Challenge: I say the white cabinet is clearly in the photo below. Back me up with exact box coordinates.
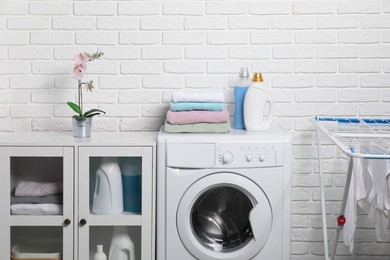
[78,146,154,260]
[0,146,74,259]
[0,132,156,260]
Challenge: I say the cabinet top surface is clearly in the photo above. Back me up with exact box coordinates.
[0,132,157,146]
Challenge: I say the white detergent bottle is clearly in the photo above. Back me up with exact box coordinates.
[94,245,107,260]
[243,72,274,131]
[92,157,123,215]
[109,226,135,260]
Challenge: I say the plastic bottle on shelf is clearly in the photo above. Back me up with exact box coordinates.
[233,67,251,129]
[109,226,135,260]
[94,245,107,260]
[92,157,123,215]
[243,72,274,131]
[120,157,142,214]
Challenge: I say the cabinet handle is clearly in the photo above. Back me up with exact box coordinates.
[63,219,71,226]
[79,219,87,226]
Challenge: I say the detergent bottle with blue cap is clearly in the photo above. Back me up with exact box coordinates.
[233,67,251,129]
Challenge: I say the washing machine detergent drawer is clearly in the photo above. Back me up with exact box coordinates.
[166,143,215,168]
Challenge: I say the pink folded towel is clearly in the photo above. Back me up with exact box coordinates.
[166,109,229,125]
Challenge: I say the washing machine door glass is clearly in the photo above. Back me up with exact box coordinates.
[191,186,253,252]
[177,173,272,260]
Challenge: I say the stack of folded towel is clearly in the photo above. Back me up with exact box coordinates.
[10,181,63,215]
[164,89,230,133]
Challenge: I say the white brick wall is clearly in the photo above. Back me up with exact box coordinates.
[1,0,390,259]
[29,2,72,15]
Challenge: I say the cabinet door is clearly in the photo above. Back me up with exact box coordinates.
[0,147,74,260]
[78,146,153,260]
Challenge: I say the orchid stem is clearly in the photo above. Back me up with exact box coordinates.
[78,80,83,116]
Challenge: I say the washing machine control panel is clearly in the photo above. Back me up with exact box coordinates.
[216,142,284,168]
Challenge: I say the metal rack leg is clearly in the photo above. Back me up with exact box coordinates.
[316,127,330,260]
[330,158,354,260]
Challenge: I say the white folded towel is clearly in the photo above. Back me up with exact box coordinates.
[172,89,224,103]
[14,181,63,197]
[10,203,63,215]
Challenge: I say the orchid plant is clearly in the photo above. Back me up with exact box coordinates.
[67,51,106,121]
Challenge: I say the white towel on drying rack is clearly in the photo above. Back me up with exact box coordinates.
[343,146,367,253]
[343,142,390,251]
[358,158,390,241]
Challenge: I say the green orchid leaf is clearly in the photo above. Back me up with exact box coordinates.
[84,109,106,117]
[72,115,86,121]
[85,113,103,118]
[67,102,82,115]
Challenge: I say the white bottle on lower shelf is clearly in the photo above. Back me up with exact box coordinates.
[109,226,135,260]
[94,245,107,260]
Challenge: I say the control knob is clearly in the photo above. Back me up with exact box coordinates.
[246,154,253,162]
[259,154,266,162]
[222,153,232,164]
[219,151,233,165]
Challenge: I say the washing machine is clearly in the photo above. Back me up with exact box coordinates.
[157,127,292,260]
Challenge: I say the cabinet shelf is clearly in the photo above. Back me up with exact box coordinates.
[88,214,142,226]
[10,215,64,226]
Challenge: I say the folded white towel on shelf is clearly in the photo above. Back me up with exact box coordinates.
[171,89,224,103]
[14,181,63,197]
[10,203,63,215]
[11,194,63,204]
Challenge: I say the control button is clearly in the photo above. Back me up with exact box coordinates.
[259,154,266,162]
[246,154,253,162]
[222,153,232,164]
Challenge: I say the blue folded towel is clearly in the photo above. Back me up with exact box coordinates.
[171,102,224,112]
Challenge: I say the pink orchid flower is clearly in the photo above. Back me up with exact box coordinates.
[72,52,90,80]
[75,52,89,65]
[72,63,86,80]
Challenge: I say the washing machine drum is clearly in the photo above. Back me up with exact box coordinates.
[192,186,253,250]
[177,173,272,260]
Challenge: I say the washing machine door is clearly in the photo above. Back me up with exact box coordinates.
[177,172,272,260]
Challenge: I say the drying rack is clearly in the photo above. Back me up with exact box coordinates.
[311,117,390,260]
